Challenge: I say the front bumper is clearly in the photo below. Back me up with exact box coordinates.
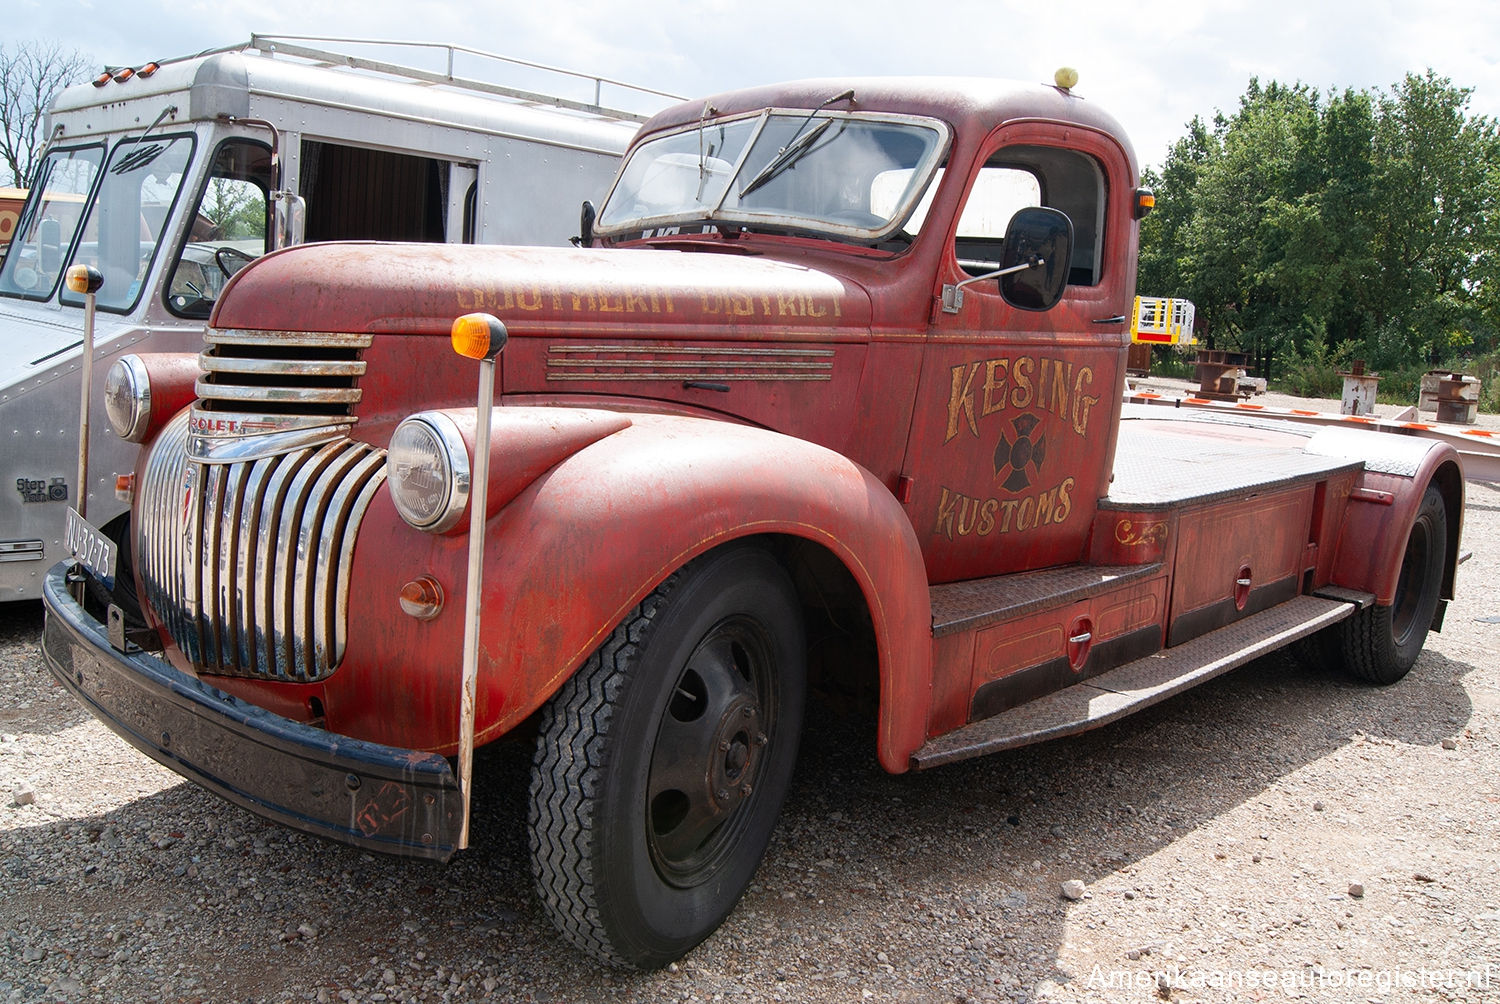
[40,563,461,861]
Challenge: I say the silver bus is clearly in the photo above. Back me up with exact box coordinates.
[0,35,666,601]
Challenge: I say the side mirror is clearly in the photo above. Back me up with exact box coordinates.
[999,206,1073,311]
[575,200,597,247]
[272,191,306,250]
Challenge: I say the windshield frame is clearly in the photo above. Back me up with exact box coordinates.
[594,107,952,244]
[0,140,107,302]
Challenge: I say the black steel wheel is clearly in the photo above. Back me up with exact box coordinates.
[1340,484,1447,685]
[528,545,805,968]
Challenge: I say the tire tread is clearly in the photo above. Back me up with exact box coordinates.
[527,572,679,967]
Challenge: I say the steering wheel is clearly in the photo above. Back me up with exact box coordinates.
[214,246,257,278]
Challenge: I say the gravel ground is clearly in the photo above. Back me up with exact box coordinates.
[3,407,1499,1003]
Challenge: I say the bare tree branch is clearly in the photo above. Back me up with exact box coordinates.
[0,40,93,188]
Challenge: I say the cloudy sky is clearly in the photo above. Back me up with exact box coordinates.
[13,0,1500,169]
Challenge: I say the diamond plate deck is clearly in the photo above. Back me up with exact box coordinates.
[1105,413,1364,511]
[911,594,1354,768]
[931,562,1162,638]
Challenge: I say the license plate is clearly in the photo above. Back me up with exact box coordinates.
[64,507,116,590]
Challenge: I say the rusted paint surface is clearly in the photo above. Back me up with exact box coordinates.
[324,412,932,773]
[212,243,876,339]
[1330,461,1463,605]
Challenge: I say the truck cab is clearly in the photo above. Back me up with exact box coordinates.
[41,72,1462,971]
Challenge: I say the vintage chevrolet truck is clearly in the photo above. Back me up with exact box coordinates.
[42,71,1462,969]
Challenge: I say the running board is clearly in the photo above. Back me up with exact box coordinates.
[911,594,1361,769]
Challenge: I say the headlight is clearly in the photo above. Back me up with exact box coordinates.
[387,413,471,532]
[104,355,152,442]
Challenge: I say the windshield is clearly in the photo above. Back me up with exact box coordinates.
[59,133,195,312]
[0,143,105,300]
[597,109,947,242]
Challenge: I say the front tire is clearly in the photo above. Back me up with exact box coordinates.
[528,546,806,968]
[1340,484,1447,685]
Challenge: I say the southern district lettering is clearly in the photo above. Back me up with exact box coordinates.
[946,356,1099,442]
[456,286,844,319]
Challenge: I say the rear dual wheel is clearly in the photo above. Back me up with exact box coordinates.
[528,546,805,968]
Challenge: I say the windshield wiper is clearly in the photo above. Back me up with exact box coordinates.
[737,88,854,199]
[738,118,833,199]
[112,104,178,175]
[696,102,719,202]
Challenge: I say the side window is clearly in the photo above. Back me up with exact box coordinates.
[951,167,1041,276]
[463,180,478,244]
[954,146,1106,286]
[300,140,447,243]
[166,139,271,318]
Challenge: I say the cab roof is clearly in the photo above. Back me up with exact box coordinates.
[636,76,1138,170]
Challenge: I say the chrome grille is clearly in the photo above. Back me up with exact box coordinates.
[190,328,371,462]
[138,412,387,682]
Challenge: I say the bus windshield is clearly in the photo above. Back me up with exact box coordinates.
[0,143,105,300]
[59,133,195,312]
[0,133,195,313]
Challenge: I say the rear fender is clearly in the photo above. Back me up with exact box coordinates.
[338,411,933,773]
[1310,428,1464,606]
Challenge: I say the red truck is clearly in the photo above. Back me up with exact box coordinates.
[43,72,1462,969]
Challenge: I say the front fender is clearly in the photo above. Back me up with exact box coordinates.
[332,411,932,773]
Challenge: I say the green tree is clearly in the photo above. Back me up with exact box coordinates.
[1366,71,1499,364]
[1139,70,1500,381]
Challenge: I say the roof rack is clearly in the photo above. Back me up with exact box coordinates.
[191,34,684,124]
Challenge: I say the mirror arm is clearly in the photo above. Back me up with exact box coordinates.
[941,257,1043,314]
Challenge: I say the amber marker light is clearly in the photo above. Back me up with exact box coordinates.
[1134,188,1156,219]
[451,312,508,361]
[65,264,104,295]
[137,61,160,78]
[399,576,445,620]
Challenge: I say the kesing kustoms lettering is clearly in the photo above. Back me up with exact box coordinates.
[933,477,1076,540]
[932,354,1099,542]
[945,355,1099,442]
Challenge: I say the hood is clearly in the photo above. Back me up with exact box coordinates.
[0,298,108,391]
[209,242,874,339]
